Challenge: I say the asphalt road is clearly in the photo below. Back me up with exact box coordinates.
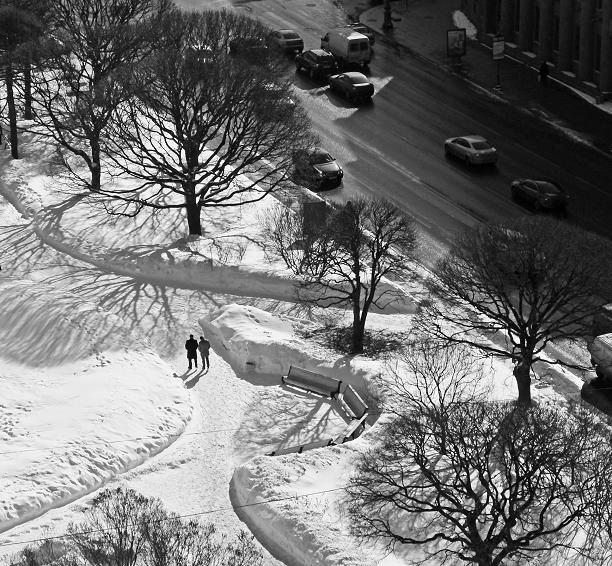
[226,0,612,257]
[174,0,612,264]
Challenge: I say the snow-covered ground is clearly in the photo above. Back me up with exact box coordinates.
[1,119,597,565]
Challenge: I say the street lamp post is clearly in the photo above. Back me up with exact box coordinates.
[382,0,393,31]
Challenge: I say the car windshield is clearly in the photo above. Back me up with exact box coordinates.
[349,74,368,84]
[472,141,492,150]
[538,182,561,195]
[311,152,333,164]
[282,32,300,39]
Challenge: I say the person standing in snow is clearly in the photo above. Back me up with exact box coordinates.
[185,334,199,370]
[198,336,210,370]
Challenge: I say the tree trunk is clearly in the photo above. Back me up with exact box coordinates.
[5,63,19,159]
[90,138,101,193]
[183,184,202,235]
[351,294,364,354]
[23,58,32,120]
[513,357,532,406]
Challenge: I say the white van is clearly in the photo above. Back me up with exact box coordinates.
[320,28,371,69]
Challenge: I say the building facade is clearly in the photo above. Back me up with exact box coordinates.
[461,0,612,96]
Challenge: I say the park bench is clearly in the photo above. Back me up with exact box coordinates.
[335,384,369,444]
[281,365,343,399]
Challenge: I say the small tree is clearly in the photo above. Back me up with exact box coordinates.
[419,216,612,406]
[103,9,314,236]
[10,487,264,566]
[345,341,612,566]
[262,196,417,353]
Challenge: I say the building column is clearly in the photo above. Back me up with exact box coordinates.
[501,0,515,38]
[579,0,595,80]
[558,0,574,70]
[601,0,612,90]
[519,0,534,49]
[538,0,554,59]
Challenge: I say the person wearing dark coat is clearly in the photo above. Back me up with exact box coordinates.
[185,334,199,370]
[198,336,211,370]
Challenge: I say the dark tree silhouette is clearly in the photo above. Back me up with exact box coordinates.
[0,3,43,158]
[10,487,264,566]
[262,196,417,353]
[419,216,612,405]
[29,0,170,192]
[346,341,612,566]
[103,9,314,236]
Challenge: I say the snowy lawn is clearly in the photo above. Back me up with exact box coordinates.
[0,112,601,566]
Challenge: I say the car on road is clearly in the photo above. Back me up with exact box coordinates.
[511,178,569,210]
[267,29,304,54]
[295,49,338,79]
[229,37,269,64]
[293,147,344,190]
[328,71,374,102]
[444,135,498,165]
[345,22,375,45]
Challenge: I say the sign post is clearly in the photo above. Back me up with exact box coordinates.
[446,28,467,67]
[492,34,505,90]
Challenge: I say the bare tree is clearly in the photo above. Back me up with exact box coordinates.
[0,2,43,158]
[10,487,263,566]
[262,196,417,353]
[418,216,612,406]
[345,341,612,566]
[28,0,170,192]
[101,9,314,235]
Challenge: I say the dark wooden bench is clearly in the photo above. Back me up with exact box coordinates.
[335,385,369,444]
[281,365,343,398]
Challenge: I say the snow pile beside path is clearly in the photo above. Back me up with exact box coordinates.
[0,351,190,534]
[200,304,383,395]
[232,437,387,566]
[0,278,191,535]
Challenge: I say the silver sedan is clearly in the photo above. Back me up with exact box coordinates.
[444,135,498,165]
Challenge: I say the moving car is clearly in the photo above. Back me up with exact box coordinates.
[345,22,375,45]
[328,71,374,102]
[267,29,304,54]
[444,135,498,165]
[295,49,338,79]
[293,147,343,190]
[510,178,569,210]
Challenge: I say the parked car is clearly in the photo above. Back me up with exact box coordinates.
[345,22,375,45]
[229,37,269,64]
[328,71,374,102]
[510,178,569,210]
[267,29,304,54]
[444,135,498,165]
[295,49,338,79]
[293,147,344,190]
[320,28,371,69]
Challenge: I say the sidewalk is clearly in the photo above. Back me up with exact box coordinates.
[349,0,612,155]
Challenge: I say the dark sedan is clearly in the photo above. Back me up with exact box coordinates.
[328,72,374,102]
[511,178,569,210]
[293,147,343,190]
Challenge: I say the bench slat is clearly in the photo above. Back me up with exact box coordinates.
[282,365,342,398]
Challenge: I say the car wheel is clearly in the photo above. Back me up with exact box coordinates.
[533,200,542,211]
[464,155,471,166]
[309,68,316,79]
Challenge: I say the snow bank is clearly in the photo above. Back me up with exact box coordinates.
[0,278,191,534]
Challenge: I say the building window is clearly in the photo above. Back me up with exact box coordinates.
[573,22,580,60]
[594,31,601,70]
[534,5,540,41]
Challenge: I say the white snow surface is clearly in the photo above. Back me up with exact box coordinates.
[0,125,597,565]
[452,10,478,40]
